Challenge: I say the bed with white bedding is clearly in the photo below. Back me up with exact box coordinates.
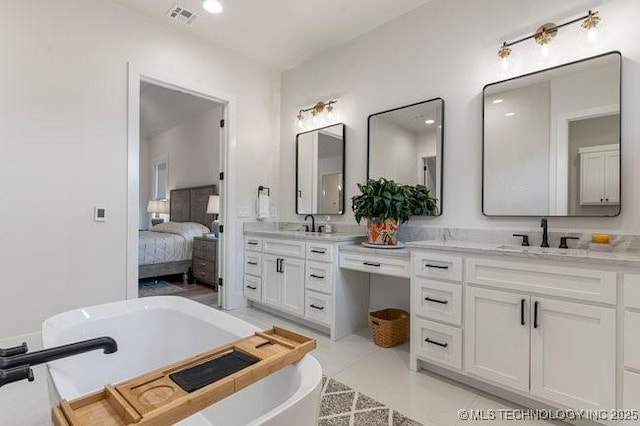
[139,222,209,266]
[138,184,216,280]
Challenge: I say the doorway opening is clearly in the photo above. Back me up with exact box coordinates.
[127,66,234,310]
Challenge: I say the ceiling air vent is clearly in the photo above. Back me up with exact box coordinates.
[166,4,199,27]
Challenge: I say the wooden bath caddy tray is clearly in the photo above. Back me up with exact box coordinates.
[52,327,316,426]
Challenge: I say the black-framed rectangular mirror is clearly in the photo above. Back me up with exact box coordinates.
[296,123,345,215]
[367,98,444,216]
[483,51,621,217]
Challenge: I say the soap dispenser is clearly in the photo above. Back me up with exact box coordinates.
[324,216,333,234]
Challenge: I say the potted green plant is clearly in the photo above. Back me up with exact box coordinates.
[352,178,437,245]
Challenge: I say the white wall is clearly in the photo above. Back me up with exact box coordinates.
[280,0,640,236]
[0,0,280,341]
[484,81,551,215]
[369,116,417,184]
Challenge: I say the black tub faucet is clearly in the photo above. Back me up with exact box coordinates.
[304,215,315,233]
[0,336,117,388]
[541,218,549,248]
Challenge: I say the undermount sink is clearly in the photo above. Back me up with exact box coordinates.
[496,244,589,256]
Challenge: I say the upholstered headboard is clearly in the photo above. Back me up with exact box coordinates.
[169,185,217,229]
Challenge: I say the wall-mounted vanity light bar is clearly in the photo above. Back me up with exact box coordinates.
[297,100,338,129]
[498,10,601,68]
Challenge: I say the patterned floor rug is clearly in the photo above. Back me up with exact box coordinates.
[138,280,184,297]
[319,377,422,426]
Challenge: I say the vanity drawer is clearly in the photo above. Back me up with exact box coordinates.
[339,252,410,278]
[413,278,462,326]
[625,311,640,370]
[263,238,306,258]
[305,291,332,326]
[466,258,616,304]
[244,253,262,276]
[413,251,463,282]
[244,236,263,252]
[244,275,262,302]
[305,261,333,294]
[625,274,640,309]
[413,318,462,370]
[306,242,333,262]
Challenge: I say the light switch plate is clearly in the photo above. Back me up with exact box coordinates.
[94,206,107,222]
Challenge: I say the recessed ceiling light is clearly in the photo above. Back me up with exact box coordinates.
[202,0,223,14]
[505,112,516,117]
[492,99,504,104]
[425,119,435,125]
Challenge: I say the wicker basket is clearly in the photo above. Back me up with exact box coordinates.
[369,308,409,348]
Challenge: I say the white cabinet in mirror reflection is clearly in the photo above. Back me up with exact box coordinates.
[579,144,619,206]
[296,124,345,215]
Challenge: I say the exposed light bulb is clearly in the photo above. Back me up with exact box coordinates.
[501,56,510,70]
[540,44,549,57]
[202,0,223,14]
[312,112,318,124]
[327,105,334,120]
[296,112,304,129]
[588,27,598,42]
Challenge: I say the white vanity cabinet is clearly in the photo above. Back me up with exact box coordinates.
[411,247,622,414]
[243,232,368,340]
[624,274,640,417]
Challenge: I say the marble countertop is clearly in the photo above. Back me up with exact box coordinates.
[339,243,411,258]
[244,229,366,243]
[405,239,640,267]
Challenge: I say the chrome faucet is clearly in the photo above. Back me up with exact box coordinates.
[303,215,316,233]
[540,218,549,248]
[0,337,117,387]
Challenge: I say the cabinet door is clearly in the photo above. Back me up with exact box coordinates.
[580,152,605,205]
[281,257,305,316]
[464,286,530,392]
[604,150,620,204]
[530,297,615,409]
[262,255,282,308]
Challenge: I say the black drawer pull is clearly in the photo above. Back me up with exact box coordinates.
[363,262,381,267]
[311,249,326,254]
[424,264,449,270]
[425,338,448,348]
[247,241,258,245]
[534,301,539,329]
[521,299,526,326]
[309,304,325,311]
[247,261,258,266]
[425,297,448,305]
[310,274,325,279]
[246,285,257,290]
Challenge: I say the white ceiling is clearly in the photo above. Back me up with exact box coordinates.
[140,82,222,139]
[378,100,442,133]
[111,0,434,70]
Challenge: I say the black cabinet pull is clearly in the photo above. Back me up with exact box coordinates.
[247,261,258,266]
[247,241,258,246]
[425,297,448,305]
[363,262,381,267]
[311,249,326,254]
[533,301,539,329]
[276,258,282,273]
[520,299,526,326]
[425,338,448,348]
[424,264,449,270]
[310,274,325,279]
[246,285,257,290]
[309,304,325,311]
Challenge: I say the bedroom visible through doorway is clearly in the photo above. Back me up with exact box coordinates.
[138,81,225,308]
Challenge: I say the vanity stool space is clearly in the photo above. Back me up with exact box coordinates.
[408,242,640,416]
[243,231,368,340]
[192,236,218,286]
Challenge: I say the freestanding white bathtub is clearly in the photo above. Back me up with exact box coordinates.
[42,296,323,426]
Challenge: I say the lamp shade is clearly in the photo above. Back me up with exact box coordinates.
[147,199,169,214]
[207,195,220,214]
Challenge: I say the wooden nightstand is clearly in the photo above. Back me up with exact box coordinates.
[192,236,218,286]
